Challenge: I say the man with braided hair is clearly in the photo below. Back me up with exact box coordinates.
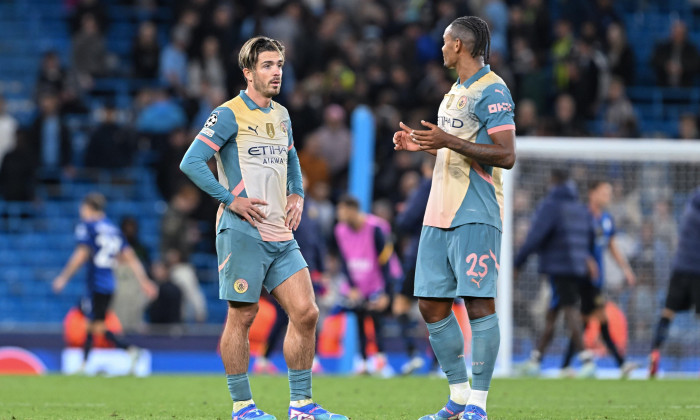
[393,16,515,420]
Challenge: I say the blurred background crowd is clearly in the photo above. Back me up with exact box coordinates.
[0,0,699,366]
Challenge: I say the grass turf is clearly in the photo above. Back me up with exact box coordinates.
[0,375,698,419]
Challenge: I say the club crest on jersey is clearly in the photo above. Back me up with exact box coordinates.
[457,96,468,109]
[266,123,275,138]
[205,112,219,128]
[234,279,248,294]
[280,121,288,135]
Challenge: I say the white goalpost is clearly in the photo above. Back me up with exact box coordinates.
[498,137,700,377]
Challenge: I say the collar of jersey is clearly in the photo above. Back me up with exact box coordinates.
[456,64,491,89]
[239,90,274,113]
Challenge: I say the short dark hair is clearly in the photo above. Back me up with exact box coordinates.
[588,178,610,192]
[83,192,107,211]
[337,194,360,209]
[449,16,491,63]
[238,36,285,72]
[550,168,570,185]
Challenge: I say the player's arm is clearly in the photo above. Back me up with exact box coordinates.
[118,246,157,299]
[52,245,90,293]
[609,236,636,286]
[409,84,516,168]
[284,120,304,231]
[180,108,267,226]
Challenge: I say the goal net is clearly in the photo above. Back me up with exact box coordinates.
[497,138,700,378]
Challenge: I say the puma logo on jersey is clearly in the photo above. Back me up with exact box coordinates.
[248,125,259,135]
[495,88,505,96]
[471,278,482,288]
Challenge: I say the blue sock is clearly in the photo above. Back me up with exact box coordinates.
[227,373,253,402]
[470,313,500,391]
[288,368,312,401]
[427,312,468,385]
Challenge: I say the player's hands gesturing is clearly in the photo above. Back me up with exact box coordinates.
[410,120,451,150]
[229,196,268,227]
[285,194,304,231]
[393,122,422,152]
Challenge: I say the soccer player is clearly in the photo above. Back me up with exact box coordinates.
[333,195,395,375]
[179,36,347,420]
[649,187,700,378]
[514,169,598,377]
[52,193,157,374]
[560,179,637,377]
[393,17,515,420]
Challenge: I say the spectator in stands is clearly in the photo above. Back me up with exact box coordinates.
[604,77,638,138]
[651,20,700,87]
[156,128,192,202]
[160,26,190,94]
[0,130,36,201]
[36,51,86,114]
[28,92,73,177]
[165,248,207,323]
[135,87,187,137]
[148,260,183,324]
[187,36,227,98]
[71,13,109,83]
[515,99,538,136]
[286,88,321,151]
[678,113,699,140]
[298,134,330,195]
[567,37,609,119]
[69,0,107,35]
[312,104,352,190]
[205,3,237,58]
[84,103,135,170]
[551,19,575,91]
[160,183,201,261]
[0,95,18,171]
[605,22,635,86]
[551,93,588,137]
[132,21,161,79]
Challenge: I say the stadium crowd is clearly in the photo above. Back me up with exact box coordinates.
[0,0,699,369]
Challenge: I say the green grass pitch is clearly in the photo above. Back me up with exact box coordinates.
[0,375,698,419]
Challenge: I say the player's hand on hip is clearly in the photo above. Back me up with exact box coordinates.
[229,196,268,227]
[52,276,67,293]
[284,193,304,231]
[410,120,450,150]
[393,122,422,152]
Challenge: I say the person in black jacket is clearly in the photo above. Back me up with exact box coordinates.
[649,187,700,378]
[514,169,598,376]
[650,21,700,87]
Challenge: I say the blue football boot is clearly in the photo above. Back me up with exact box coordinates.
[232,403,276,420]
[418,399,465,420]
[288,402,348,419]
[462,404,488,420]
